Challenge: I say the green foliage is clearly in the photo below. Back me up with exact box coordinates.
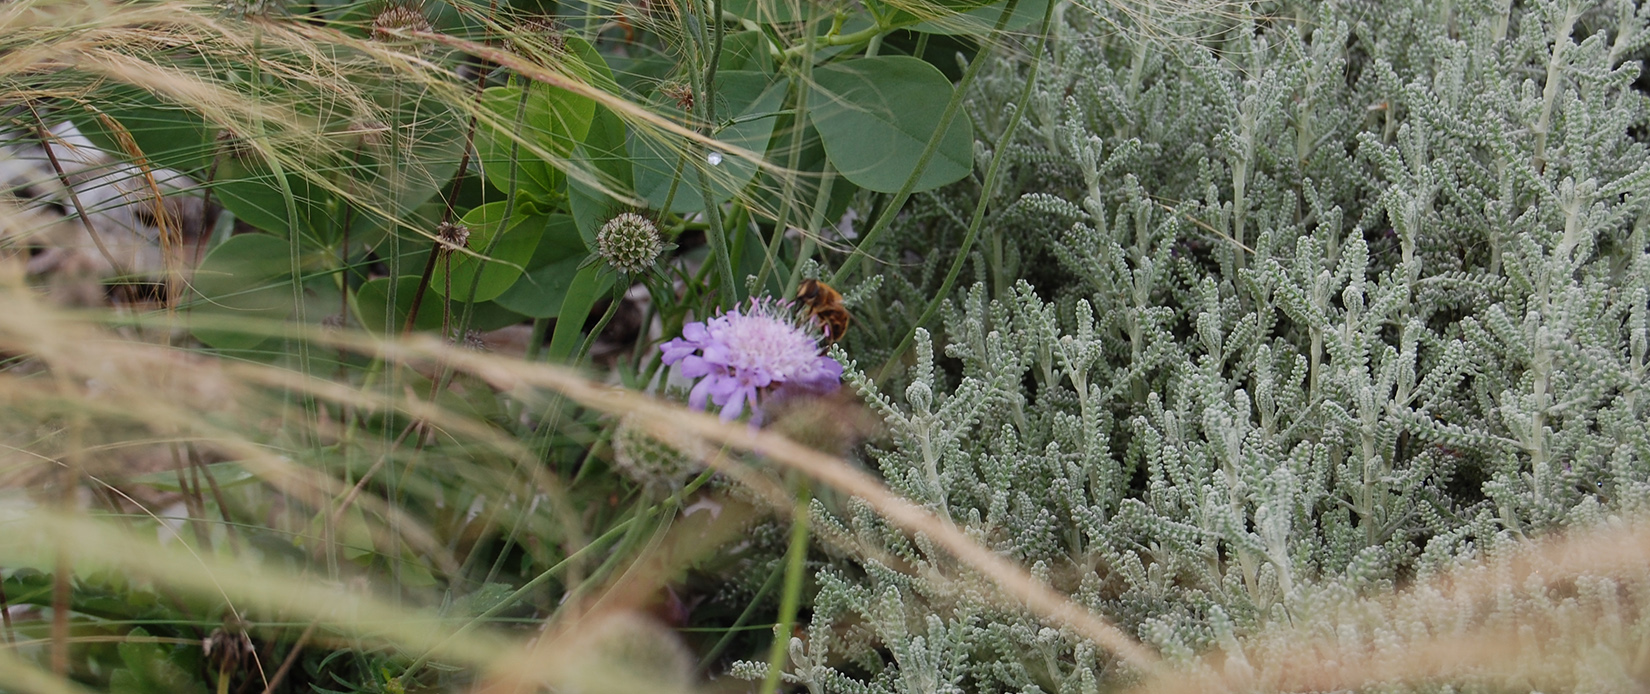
[795,0,1650,690]
[808,56,976,193]
[0,0,1037,690]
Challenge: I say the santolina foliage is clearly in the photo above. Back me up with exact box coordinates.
[751,1,1650,691]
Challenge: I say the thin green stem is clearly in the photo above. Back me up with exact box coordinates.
[784,169,835,295]
[696,563,783,674]
[761,481,812,694]
[574,287,627,363]
[876,0,1055,382]
[754,6,818,294]
[691,0,737,303]
[780,18,913,58]
[830,0,1023,287]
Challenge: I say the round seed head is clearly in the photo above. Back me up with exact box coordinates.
[595,212,662,274]
[220,0,278,19]
[435,221,469,252]
[610,414,701,494]
[372,4,433,52]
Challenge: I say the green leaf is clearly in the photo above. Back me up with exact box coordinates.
[432,202,548,303]
[807,56,974,193]
[476,49,599,202]
[74,87,215,174]
[212,163,330,242]
[546,263,608,362]
[722,0,806,23]
[189,234,299,351]
[569,106,634,248]
[495,215,612,318]
[111,628,209,694]
[719,30,775,73]
[912,0,1051,35]
[215,83,466,242]
[353,276,527,335]
[630,71,787,213]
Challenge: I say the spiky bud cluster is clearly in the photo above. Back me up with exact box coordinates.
[610,414,700,494]
[220,0,278,19]
[595,212,661,274]
[371,4,433,52]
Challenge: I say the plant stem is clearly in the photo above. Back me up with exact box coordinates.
[761,481,812,694]
[696,563,782,674]
[753,4,818,294]
[695,0,737,304]
[875,0,1052,381]
[403,56,491,334]
[27,104,123,275]
[831,0,1023,287]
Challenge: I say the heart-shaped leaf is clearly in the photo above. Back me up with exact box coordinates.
[807,56,974,193]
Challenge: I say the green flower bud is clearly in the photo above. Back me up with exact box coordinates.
[595,212,662,274]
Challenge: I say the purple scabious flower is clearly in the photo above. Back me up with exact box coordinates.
[660,298,843,423]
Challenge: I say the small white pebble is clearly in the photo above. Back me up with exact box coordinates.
[706,151,723,166]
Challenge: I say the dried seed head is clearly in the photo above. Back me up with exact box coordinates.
[450,328,487,351]
[435,221,469,253]
[202,616,255,675]
[372,4,433,52]
[519,16,568,53]
[595,212,662,274]
[658,82,694,111]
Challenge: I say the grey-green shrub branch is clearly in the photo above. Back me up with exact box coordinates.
[801,0,1650,691]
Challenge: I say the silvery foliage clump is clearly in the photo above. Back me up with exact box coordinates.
[734,0,1650,691]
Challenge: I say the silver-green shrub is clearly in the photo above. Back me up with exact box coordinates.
[738,1,1650,691]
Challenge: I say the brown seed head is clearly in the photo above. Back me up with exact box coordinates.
[436,221,469,252]
[372,4,433,51]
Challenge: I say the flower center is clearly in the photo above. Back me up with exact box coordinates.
[713,306,819,379]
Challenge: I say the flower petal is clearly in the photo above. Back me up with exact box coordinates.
[677,354,711,378]
[687,377,715,410]
[719,387,750,421]
[660,338,697,364]
[681,321,710,343]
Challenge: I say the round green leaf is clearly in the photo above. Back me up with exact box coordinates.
[912,0,1051,35]
[353,276,526,335]
[189,233,298,350]
[72,87,215,174]
[432,201,548,303]
[630,71,787,213]
[569,106,634,247]
[475,42,601,202]
[807,56,974,193]
[495,215,609,318]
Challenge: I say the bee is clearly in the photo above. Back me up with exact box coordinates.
[796,278,851,345]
